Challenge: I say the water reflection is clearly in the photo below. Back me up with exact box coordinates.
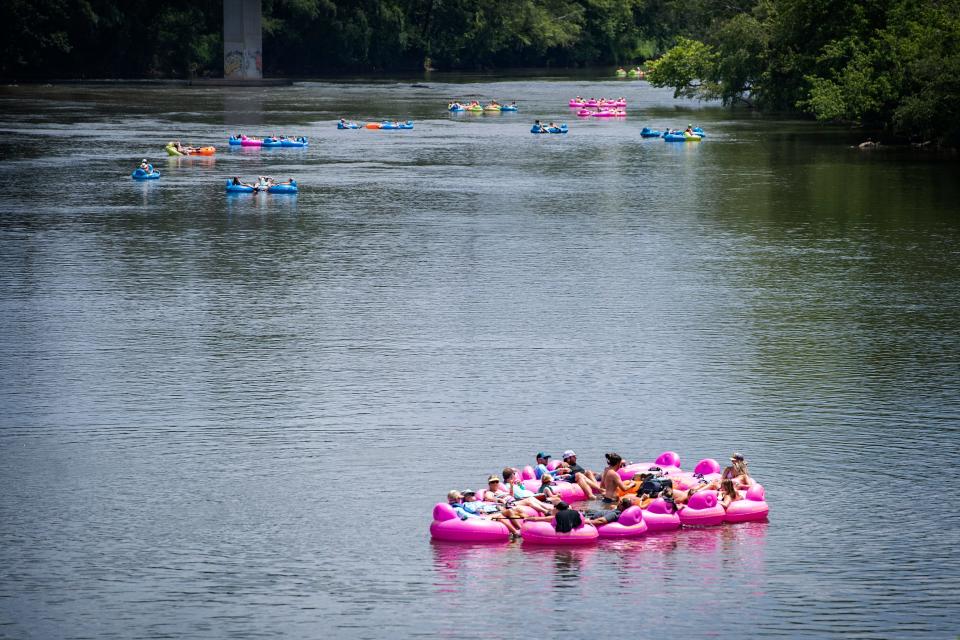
[224,191,299,216]
[164,155,217,170]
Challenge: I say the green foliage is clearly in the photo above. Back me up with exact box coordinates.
[648,0,960,143]
[646,38,721,100]
[3,0,958,144]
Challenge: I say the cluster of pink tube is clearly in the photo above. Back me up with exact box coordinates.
[430,451,770,545]
[569,99,628,108]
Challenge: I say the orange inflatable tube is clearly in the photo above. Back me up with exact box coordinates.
[365,123,382,129]
[192,146,216,155]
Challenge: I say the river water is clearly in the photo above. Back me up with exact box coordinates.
[0,77,958,639]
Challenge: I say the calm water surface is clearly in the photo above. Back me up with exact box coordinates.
[0,77,958,639]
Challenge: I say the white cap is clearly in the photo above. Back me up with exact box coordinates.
[562,450,576,459]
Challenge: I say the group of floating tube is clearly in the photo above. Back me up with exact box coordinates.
[531,123,568,134]
[569,97,628,118]
[337,120,414,130]
[225,178,298,194]
[165,143,216,156]
[569,98,628,108]
[431,451,769,545]
[578,108,628,118]
[642,127,707,142]
[228,135,309,147]
[448,101,519,113]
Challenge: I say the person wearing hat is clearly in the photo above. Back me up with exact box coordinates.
[483,474,551,515]
[722,453,754,488]
[537,474,563,505]
[139,159,153,173]
[460,490,524,537]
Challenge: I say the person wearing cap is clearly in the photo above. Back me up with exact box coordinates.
[534,452,554,479]
[446,490,480,521]
[722,453,754,488]
[460,490,524,537]
[537,474,563,505]
[484,474,552,515]
[561,450,602,497]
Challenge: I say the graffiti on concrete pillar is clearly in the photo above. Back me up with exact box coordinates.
[223,0,263,79]
[224,48,262,79]
[225,50,243,77]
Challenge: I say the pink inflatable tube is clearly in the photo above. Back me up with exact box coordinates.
[429,503,510,542]
[596,506,648,539]
[518,467,587,502]
[724,485,769,523]
[693,458,721,475]
[569,100,586,107]
[577,109,593,117]
[619,451,682,480]
[586,99,599,107]
[472,495,540,518]
[521,520,599,545]
[240,135,263,147]
[592,110,615,117]
[641,498,681,531]
[679,491,725,527]
[671,459,721,490]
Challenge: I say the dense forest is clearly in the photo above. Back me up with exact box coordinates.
[4,0,959,143]
[646,0,960,145]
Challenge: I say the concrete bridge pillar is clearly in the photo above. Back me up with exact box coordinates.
[224,0,262,79]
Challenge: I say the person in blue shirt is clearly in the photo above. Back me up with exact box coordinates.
[448,490,522,537]
[534,452,553,479]
[461,490,523,537]
[446,490,479,520]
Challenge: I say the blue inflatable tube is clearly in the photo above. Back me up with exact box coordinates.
[380,121,414,130]
[267,180,298,194]
[228,136,242,145]
[500,105,519,112]
[448,105,465,112]
[337,122,361,129]
[640,127,663,138]
[262,138,283,148]
[531,124,568,134]
[131,168,160,179]
[281,137,308,147]
[225,180,256,193]
[664,133,702,142]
